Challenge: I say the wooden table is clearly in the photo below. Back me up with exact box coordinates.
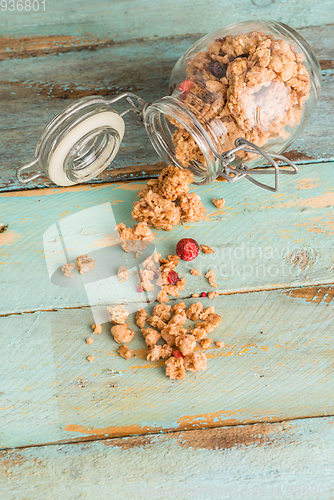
[1,2,334,498]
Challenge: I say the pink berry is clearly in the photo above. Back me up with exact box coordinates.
[167,270,180,284]
[173,350,184,359]
[136,285,143,293]
[178,79,194,93]
[176,238,199,261]
[201,292,207,297]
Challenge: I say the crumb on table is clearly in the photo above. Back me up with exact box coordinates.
[87,355,95,362]
[118,345,132,359]
[77,254,96,274]
[111,323,135,344]
[108,305,129,324]
[86,338,94,345]
[191,268,200,276]
[184,352,207,372]
[118,266,129,282]
[201,338,213,349]
[142,327,161,347]
[61,262,75,278]
[165,356,186,380]
[136,308,148,329]
[115,221,155,253]
[92,323,102,334]
[200,244,215,254]
[212,198,225,209]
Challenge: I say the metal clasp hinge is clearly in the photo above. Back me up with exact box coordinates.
[216,137,298,192]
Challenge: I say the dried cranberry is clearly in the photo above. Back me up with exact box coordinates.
[176,238,199,261]
[136,285,143,293]
[173,350,184,359]
[167,270,180,284]
[201,292,207,297]
[208,61,226,79]
[216,36,227,43]
[178,79,194,93]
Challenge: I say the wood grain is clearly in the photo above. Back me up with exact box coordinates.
[0,281,334,448]
[0,25,333,192]
[1,162,334,316]
[1,416,334,499]
[0,0,333,44]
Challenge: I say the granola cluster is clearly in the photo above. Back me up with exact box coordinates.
[61,254,95,278]
[115,221,155,253]
[98,293,223,379]
[132,165,205,231]
[156,254,186,303]
[139,300,222,380]
[171,31,311,167]
[77,254,96,274]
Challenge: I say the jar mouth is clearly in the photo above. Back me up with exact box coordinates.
[64,126,121,183]
[143,96,220,185]
[33,96,125,186]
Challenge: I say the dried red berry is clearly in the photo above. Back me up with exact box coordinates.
[176,238,199,261]
[136,285,143,293]
[208,61,226,79]
[173,350,184,359]
[178,79,194,93]
[201,292,207,297]
[167,270,180,284]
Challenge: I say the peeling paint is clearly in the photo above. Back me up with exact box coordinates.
[296,178,320,190]
[284,285,334,304]
[0,230,20,247]
[64,423,157,438]
[174,422,282,451]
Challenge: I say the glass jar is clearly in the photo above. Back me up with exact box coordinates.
[17,20,321,192]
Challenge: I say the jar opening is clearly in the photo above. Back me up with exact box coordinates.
[65,126,121,183]
[144,97,220,185]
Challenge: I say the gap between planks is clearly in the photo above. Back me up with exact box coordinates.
[0,283,333,319]
[0,28,334,60]
[2,156,334,194]
[0,412,331,452]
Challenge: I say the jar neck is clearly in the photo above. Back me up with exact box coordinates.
[143,96,221,185]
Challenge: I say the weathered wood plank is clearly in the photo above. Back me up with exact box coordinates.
[0,0,333,46]
[0,282,334,448]
[0,25,333,192]
[1,162,334,315]
[1,416,334,499]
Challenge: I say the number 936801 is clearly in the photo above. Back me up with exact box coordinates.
[1,0,46,11]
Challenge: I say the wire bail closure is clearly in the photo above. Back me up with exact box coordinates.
[216,138,298,192]
[16,91,298,191]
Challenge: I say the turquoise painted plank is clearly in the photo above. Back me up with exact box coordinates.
[0,25,333,191]
[1,417,334,500]
[0,284,333,448]
[0,0,333,43]
[1,163,334,315]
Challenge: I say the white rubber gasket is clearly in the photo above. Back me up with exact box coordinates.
[47,111,125,186]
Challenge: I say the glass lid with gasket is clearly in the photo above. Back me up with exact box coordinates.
[17,20,322,192]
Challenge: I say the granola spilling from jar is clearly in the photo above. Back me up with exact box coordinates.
[171,31,311,167]
[132,165,205,231]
